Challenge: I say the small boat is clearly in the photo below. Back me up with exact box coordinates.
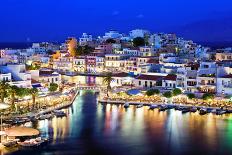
[124,103,130,108]
[18,137,48,148]
[216,110,226,115]
[199,108,207,115]
[190,107,198,113]
[136,104,143,108]
[2,140,19,147]
[159,105,167,111]
[175,106,184,111]
[149,105,158,110]
[182,107,191,113]
[166,105,175,109]
[211,109,217,114]
[53,110,66,117]
[38,114,54,120]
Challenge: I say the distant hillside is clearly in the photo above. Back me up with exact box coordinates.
[0,42,32,49]
[177,16,232,43]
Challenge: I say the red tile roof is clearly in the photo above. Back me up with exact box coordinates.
[113,72,129,77]
[163,74,177,81]
[147,59,159,64]
[222,74,232,78]
[136,74,163,81]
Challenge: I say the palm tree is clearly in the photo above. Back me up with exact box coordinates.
[8,86,18,111]
[103,72,114,97]
[0,81,10,103]
[29,88,38,110]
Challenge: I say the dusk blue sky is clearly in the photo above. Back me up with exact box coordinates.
[1,0,232,42]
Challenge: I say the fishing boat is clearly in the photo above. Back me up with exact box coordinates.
[159,105,167,111]
[124,103,130,108]
[216,110,226,115]
[149,105,158,110]
[2,139,19,147]
[190,107,198,113]
[38,114,54,120]
[136,104,143,108]
[53,110,66,117]
[181,107,191,113]
[199,108,207,115]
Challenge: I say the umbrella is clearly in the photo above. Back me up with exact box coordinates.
[5,127,39,137]
[0,103,10,110]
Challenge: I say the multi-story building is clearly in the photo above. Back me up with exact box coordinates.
[79,33,93,46]
[197,62,217,93]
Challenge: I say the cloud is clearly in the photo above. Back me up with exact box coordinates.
[112,11,119,16]
[136,14,144,18]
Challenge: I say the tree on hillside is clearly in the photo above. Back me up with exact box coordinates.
[146,89,160,96]
[133,37,145,47]
[202,93,214,101]
[187,93,195,100]
[8,86,18,111]
[163,91,172,99]
[0,81,10,103]
[103,72,114,97]
[49,83,59,92]
[75,45,94,56]
[29,88,38,110]
[172,88,182,96]
[106,38,116,44]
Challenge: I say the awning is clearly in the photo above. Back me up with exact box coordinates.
[0,103,10,110]
[32,84,42,88]
[5,127,39,137]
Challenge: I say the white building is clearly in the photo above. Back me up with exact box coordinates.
[103,30,122,39]
[79,33,93,46]
[129,29,149,39]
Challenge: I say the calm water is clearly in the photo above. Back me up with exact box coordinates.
[7,91,232,155]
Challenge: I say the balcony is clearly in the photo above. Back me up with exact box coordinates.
[198,82,216,86]
[198,74,215,77]
[223,84,232,88]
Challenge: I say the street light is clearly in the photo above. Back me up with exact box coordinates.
[0,103,10,143]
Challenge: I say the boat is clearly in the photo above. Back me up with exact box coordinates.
[53,110,66,117]
[136,104,143,108]
[190,107,198,113]
[211,109,217,114]
[199,108,207,115]
[18,137,49,148]
[216,110,227,115]
[159,105,167,111]
[2,140,19,147]
[124,103,130,108]
[38,114,54,120]
[149,105,158,110]
[175,106,184,111]
[182,107,191,113]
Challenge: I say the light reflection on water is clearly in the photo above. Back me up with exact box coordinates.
[5,91,232,155]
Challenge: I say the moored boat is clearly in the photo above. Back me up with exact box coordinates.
[190,107,198,113]
[136,104,143,108]
[199,108,207,115]
[159,105,167,111]
[53,110,66,117]
[124,103,130,108]
[149,105,158,110]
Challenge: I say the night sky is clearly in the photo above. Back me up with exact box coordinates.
[1,0,232,42]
